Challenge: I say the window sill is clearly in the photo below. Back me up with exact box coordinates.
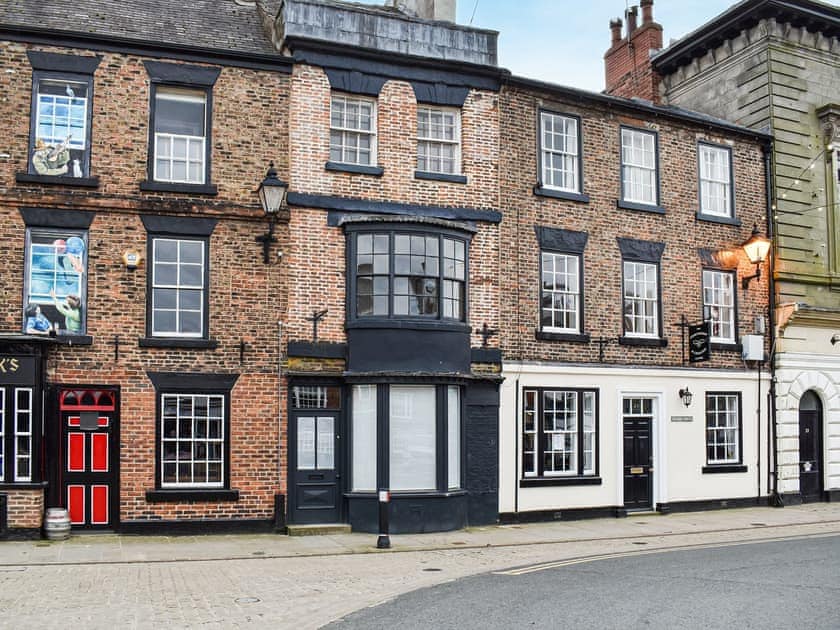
[146,489,239,502]
[616,199,666,214]
[348,319,469,333]
[711,342,742,352]
[325,162,384,177]
[535,330,591,343]
[54,334,93,346]
[619,336,668,348]
[701,464,747,474]
[139,181,218,195]
[139,337,219,349]
[695,212,741,227]
[0,481,48,490]
[415,170,467,184]
[16,172,100,188]
[344,489,467,499]
[520,476,602,487]
[533,186,590,203]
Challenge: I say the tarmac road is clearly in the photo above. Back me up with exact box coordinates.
[327,533,840,630]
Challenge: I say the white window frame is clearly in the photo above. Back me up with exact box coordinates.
[150,237,206,338]
[540,112,580,193]
[417,106,461,175]
[330,94,377,167]
[706,393,741,465]
[702,269,736,343]
[621,128,658,205]
[522,388,597,478]
[699,143,733,218]
[14,388,33,482]
[623,261,659,338]
[153,88,207,185]
[160,393,225,488]
[540,251,580,333]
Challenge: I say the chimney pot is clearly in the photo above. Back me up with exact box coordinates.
[610,18,623,45]
[641,0,653,25]
[626,6,638,35]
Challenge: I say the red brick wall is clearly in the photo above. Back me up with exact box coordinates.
[5,489,43,530]
[0,41,291,523]
[285,64,501,348]
[499,84,769,367]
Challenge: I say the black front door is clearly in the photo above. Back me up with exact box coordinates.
[288,384,343,524]
[623,397,653,511]
[291,412,340,523]
[799,390,823,502]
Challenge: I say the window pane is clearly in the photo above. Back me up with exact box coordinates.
[448,386,460,489]
[297,417,316,470]
[389,386,436,491]
[155,90,205,136]
[352,385,377,492]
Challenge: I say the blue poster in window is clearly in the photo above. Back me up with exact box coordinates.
[24,230,87,336]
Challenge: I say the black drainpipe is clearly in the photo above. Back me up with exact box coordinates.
[764,141,782,507]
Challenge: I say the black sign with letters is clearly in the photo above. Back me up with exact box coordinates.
[689,322,711,363]
[0,355,37,384]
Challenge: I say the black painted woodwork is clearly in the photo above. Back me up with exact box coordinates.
[799,391,824,502]
[623,413,653,510]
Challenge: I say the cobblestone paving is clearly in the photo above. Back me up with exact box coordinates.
[2,514,840,629]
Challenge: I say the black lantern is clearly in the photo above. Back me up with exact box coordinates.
[740,224,771,289]
[256,162,288,264]
[678,387,693,408]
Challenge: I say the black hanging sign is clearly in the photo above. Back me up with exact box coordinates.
[688,321,711,363]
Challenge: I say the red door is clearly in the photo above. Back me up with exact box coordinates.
[59,388,118,529]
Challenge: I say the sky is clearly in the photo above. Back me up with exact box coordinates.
[355,1,754,92]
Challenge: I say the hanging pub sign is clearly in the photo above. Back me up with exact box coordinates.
[689,321,711,363]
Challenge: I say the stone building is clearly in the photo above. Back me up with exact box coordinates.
[605,0,840,505]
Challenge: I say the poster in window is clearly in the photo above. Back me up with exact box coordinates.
[30,79,89,178]
[23,230,87,336]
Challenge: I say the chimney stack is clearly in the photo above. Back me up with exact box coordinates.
[610,18,623,46]
[626,6,638,35]
[603,0,664,103]
[641,0,653,25]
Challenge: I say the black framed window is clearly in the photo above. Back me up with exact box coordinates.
[702,269,736,343]
[539,111,581,193]
[349,226,468,323]
[705,392,742,465]
[350,383,461,493]
[142,215,216,343]
[620,127,660,210]
[522,388,598,479]
[150,372,237,494]
[152,87,208,185]
[149,237,206,337]
[698,143,734,219]
[23,228,88,336]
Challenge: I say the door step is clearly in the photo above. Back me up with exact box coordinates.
[286,523,352,536]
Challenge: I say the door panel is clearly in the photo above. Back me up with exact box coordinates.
[623,397,653,510]
[291,412,341,524]
[799,391,823,502]
[59,388,118,529]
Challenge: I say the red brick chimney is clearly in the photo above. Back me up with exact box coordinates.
[604,0,663,103]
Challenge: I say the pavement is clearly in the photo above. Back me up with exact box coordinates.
[2,504,840,629]
[2,502,839,566]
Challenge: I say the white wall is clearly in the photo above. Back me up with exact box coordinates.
[499,362,770,514]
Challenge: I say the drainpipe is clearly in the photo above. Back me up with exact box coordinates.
[763,143,782,507]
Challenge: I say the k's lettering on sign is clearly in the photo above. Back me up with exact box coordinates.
[0,357,20,373]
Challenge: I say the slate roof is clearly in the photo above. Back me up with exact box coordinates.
[1,0,278,57]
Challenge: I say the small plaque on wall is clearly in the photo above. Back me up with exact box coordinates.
[671,415,693,423]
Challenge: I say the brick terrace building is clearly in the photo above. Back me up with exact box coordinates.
[498,67,773,517]
[0,0,778,537]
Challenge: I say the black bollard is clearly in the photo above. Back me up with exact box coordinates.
[376,489,391,549]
